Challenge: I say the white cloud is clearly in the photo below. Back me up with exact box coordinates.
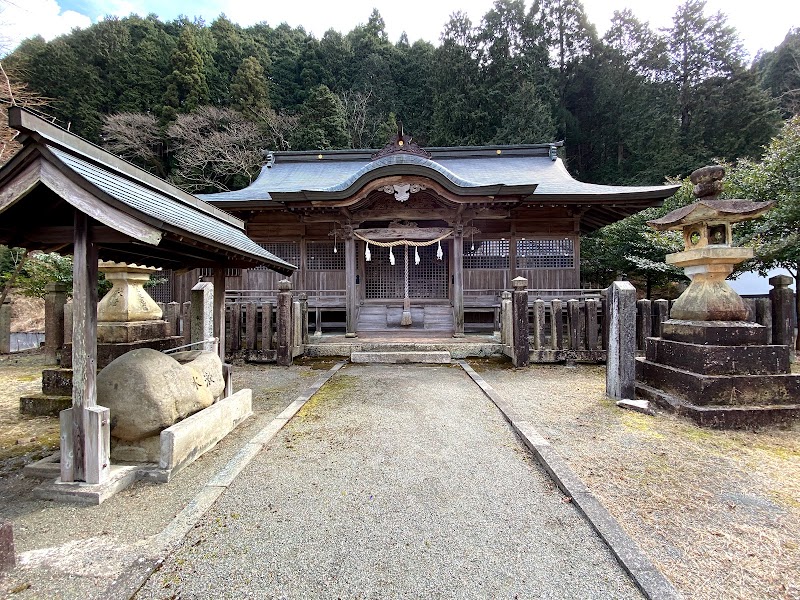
[0,0,91,55]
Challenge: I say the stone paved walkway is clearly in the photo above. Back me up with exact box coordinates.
[136,363,642,599]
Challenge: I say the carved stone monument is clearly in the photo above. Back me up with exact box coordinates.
[636,166,800,427]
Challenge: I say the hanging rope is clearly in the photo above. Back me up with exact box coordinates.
[353,230,451,248]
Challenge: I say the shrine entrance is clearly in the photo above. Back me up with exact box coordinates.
[357,238,454,334]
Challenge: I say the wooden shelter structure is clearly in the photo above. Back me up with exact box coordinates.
[199,129,680,337]
[0,107,294,486]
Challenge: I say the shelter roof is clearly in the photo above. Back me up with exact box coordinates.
[0,107,296,273]
[199,143,679,208]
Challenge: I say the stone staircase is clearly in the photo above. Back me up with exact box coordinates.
[350,350,451,364]
[20,368,72,416]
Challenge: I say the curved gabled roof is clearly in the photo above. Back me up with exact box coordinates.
[199,145,679,205]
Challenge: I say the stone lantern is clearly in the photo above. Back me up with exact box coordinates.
[647,166,772,321]
[636,165,800,428]
[96,261,167,344]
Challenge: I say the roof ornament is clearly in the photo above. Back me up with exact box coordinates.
[371,120,432,161]
[263,150,275,168]
[549,144,558,161]
[380,182,427,202]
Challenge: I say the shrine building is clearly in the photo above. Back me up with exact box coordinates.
[196,131,679,338]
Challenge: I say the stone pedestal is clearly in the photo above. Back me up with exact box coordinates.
[637,320,800,428]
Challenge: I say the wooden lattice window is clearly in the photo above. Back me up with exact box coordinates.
[516,238,574,269]
[463,240,510,269]
[197,267,241,277]
[252,242,300,270]
[146,269,173,303]
[364,243,449,299]
[307,241,345,270]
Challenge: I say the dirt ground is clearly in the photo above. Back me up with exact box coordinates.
[0,352,798,600]
[475,360,800,600]
[0,352,59,475]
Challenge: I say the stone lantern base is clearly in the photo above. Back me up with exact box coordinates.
[636,320,800,428]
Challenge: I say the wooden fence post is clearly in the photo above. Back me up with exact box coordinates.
[770,275,796,356]
[653,299,670,337]
[551,299,564,350]
[246,302,258,351]
[586,298,599,351]
[533,298,545,350]
[299,293,309,345]
[755,297,772,344]
[276,280,293,366]
[230,302,242,352]
[500,291,512,345]
[511,277,529,367]
[606,281,637,400]
[636,299,652,351]
[262,302,273,350]
[181,302,191,345]
[567,299,581,350]
[165,301,180,337]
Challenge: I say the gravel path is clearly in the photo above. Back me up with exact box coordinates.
[136,363,641,599]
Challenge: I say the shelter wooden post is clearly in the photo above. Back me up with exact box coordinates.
[344,225,357,338]
[62,212,109,484]
[213,268,226,363]
[453,225,465,337]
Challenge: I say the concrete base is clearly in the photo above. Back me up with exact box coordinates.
[645,337,790,375]
[159,388,253,474]
[32,465,139,505]
[350,351,451,364]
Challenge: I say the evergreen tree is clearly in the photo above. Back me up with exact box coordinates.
[754,28,800,117]
[163,25,210,116]
[231,56,271,116]
[290,84,349,150]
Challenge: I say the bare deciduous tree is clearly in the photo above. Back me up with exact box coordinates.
[102,112,166,176]
[1,63,50,166]
[167,106,269,192]
[251,107,299,151]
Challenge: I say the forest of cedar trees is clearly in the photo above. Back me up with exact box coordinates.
[0,0,798,312]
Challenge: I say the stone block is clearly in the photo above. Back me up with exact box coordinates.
[32,465,139,505]
[41,368,73,395]
[661,319,768,346]
[160,388,253,473]
[190,282,215,352]
[97,320,170,344]
[350,351,451,364]
[645,338,790,375]
[636,358,800,406]
[19,394,71,416]
[606,281,636,400]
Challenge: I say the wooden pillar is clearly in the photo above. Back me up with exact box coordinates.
[62,212,108,484]
[453,226,464,337]
[344,225,357,338]
[262,302,273,350]
[213,267,226,363]
[299,293,309,345]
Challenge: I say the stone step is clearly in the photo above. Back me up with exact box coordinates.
[350,351,452,364]
[20,394,71,416]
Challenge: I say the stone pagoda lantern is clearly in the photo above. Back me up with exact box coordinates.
[636,166,800,428]
[96,261,168,344]
[647,165,773,322]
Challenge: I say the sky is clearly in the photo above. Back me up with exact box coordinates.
[0,0,798,59]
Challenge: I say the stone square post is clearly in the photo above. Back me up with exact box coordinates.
[500,291,512,345]
[0,298,10,354]
[44,281,68,363]
[606,281,636,400]
[190,281,215,352]
[511,276,530,367]
[276,279,293,366]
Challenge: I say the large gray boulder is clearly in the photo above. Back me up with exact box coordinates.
[97,348,222,442]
